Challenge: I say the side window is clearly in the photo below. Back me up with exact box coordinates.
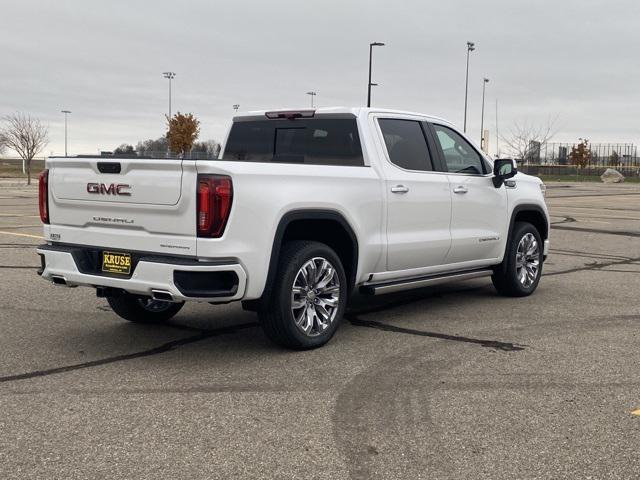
[432,124,485,175]
[378,119,433,171]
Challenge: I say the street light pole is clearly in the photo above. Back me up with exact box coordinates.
[162,72,176,119]
[480,78,489,150]
[495,98,499,157]
[306,91,317,108]
[367,42,385,107]
[463,41,475,133]
[61,110,71,157]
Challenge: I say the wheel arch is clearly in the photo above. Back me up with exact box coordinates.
[495,204,549,276]
[510,204,549,241]
[243,209,359,311]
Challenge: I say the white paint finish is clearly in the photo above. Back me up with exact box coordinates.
[51,158,184,205]
[381,162,452,271]
[195,159,385,298]
[445,173,508,264]
[367,111,453,271]
[46,159,198,254]
[41,107,550,303]
[36,248,247,302]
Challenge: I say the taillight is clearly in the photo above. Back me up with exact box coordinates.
[38,169,49,224]
[197,175,233,238]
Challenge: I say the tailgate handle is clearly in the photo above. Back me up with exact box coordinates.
[97,162,121,174]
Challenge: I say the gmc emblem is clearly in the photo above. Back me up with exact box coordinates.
[87,183,131,196]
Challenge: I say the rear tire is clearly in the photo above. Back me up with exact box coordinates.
[492,221,543,297]
[107,294,184,323]
[259,241,347,350]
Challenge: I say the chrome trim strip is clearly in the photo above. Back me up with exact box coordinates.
[362,269,493,295]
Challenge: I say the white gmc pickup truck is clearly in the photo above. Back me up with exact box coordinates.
[37,107,549,349]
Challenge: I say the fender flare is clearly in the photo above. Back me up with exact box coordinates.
[495,203,549,275]
[243,209,359,310]
[509,203,549,240]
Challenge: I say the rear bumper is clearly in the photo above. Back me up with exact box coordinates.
[37,243,247,303]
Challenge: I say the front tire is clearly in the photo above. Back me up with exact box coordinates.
[492,221,544,297]
[107,294,184,323]
[259,241,347,350]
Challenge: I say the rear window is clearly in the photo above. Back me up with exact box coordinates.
[222,118,364,166]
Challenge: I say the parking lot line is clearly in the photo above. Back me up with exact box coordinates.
[632,409,640,416]
[0,224,41,229]
[0,230,43,239]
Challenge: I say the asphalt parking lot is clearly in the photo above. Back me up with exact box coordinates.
[1,180,639,479]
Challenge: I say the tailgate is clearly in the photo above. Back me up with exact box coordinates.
[46,157,198,255]
[52,158,183,205]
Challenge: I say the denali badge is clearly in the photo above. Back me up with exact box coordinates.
[92,216,134,224]
[87,183,131,196]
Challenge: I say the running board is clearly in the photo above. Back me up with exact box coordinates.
[360,269,493,295]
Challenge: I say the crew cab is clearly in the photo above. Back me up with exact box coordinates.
[37,107,549,349]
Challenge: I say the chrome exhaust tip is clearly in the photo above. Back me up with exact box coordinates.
[51,275,67,285]
[151,290,174,302]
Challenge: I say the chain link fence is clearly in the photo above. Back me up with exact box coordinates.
[516,142,639,177]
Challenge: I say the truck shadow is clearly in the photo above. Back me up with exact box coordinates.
[0,281,523,385]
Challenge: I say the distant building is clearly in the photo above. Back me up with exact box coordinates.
[558,146,568,165]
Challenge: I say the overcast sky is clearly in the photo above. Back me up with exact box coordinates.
[1,0,638,157]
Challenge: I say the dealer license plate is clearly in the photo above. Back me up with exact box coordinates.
[101,251,132,275]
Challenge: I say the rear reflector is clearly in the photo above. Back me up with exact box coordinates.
[197,175,233,238]
[265,110,315,120]
[39,169,49,224]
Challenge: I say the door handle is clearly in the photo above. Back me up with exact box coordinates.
[453,185,468,194]
[391,185,409,194]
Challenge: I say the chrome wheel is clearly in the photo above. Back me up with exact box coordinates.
[291,257,341,337]
[137,297,174,313]
[516,233,540,288]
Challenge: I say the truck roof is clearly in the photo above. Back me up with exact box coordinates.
[234,107,454,127]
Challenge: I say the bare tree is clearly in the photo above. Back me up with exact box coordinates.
[1,113,49,184]
[136,136,168,157]
[191,139,221,159]
[500,117,558,163]
[0,132,6,156]
[113,144,136,156]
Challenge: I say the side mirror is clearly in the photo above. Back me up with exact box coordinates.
[492,158,517,187]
